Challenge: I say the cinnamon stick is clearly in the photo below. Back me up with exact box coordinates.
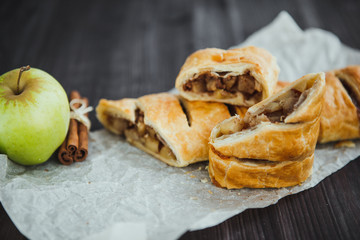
[57,91,91,165]
[58,138,74,165]
[67,91,81,154]
[75,97,89,162]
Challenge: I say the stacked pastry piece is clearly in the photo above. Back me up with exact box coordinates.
[97,46,279,167]
[208,73,325,188]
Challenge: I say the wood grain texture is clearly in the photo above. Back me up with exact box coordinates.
[0,0,360,239]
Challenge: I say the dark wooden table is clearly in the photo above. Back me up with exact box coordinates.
[1,0,360,239]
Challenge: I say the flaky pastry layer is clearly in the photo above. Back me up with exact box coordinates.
[208,148,313,189]
[211,118,320,162]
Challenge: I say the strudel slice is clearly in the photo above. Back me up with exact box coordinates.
[176,46,279,106]
[97,93,231,167]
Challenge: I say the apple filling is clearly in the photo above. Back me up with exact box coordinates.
[255,89,306,124]
[339,78,360,120]
[183,72,262,100]
[106,110,176,161]
[218,89,309,137]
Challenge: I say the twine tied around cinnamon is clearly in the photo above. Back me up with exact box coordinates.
[70,99,93,131]
[58,91,92,165]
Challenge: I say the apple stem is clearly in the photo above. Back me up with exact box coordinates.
[16,65,31,95]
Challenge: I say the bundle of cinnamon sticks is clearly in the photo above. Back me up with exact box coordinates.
[58,91,90,165]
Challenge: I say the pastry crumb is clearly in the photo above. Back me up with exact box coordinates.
[198,166,202,171]
[334,140,355,148]
[237,193,241,196]
[190,175,196,178]
[190,197,198,200]
[44,169,49,172]
[208,190,213,194]
[88,181,91,184]
[200,178,208,183]
[205,166,209,170]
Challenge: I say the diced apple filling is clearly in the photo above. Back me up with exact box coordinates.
[259,89,307,124]
[217,88,309,137]
[106,110,176,161]
[183,72,262,100]
[106,116,131,135]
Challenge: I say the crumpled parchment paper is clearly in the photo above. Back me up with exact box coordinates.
[1,11,360,240]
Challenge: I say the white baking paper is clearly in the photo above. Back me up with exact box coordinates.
[1,11,360,240]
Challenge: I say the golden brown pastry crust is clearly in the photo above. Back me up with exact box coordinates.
[211,118,320,162]
[96,93,230,167]
[208,72,325,189]
[175,46,279,106]
[208,148,314,189]
[318,66,360,143]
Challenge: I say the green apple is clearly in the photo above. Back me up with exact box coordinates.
[0,66,70,165]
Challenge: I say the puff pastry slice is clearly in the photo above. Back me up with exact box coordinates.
[97,93,231,167]
[208,72,325,188]
[175,46,280,106]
